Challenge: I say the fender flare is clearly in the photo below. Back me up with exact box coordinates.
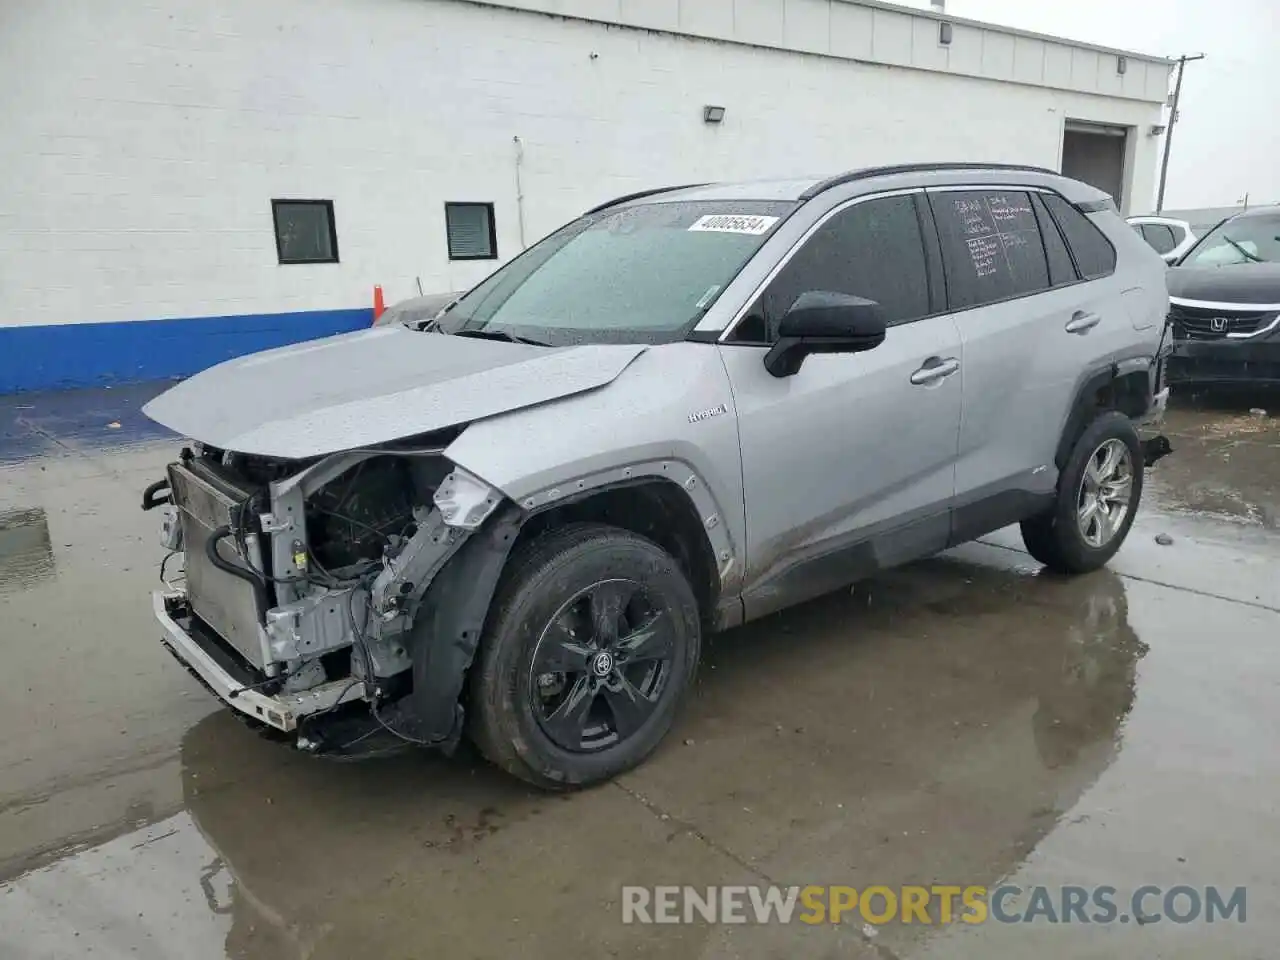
[1054,357,1154,469]
[506,457,740,588]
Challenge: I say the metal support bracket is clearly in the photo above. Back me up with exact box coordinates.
[264,586,363,662]
[433,467,502,530]
[369,507,464,618]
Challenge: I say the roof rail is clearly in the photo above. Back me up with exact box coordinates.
[800,163,1061,200]
[584,183,708,215]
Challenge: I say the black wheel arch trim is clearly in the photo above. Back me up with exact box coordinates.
[504,461,740,617]
[1055,356,1155,469]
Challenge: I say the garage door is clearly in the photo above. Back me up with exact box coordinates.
[1061,121,1128,210]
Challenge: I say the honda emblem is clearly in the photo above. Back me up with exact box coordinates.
[1210,317,1228,333]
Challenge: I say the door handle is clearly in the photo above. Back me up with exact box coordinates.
[909,356,960,385]
[1065,311,1102,334]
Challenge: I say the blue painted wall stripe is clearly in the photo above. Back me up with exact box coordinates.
[0,308,373,394]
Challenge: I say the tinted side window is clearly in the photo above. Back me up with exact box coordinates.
[931,191,1049,310]
[1043,194,1117,279]
[1140,223,1177,255]
[1032,193,1078,286]
[746,196,930,341]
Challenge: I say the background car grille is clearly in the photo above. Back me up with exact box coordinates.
[1169,304,1273,341]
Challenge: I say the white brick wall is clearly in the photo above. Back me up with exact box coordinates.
[479,0,1172,102]
[0,0,1166,329]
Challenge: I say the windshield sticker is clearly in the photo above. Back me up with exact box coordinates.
[695,284,722,310]
[688,214,780,236]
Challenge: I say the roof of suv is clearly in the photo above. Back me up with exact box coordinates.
[588,163,1102,213]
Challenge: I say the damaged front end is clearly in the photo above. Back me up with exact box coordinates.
[143,439,507,754]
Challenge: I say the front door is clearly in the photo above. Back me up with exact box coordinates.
[718,192,964,619]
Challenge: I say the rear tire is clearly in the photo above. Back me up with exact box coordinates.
[469,522,701,789]
[1020,411,1143,575]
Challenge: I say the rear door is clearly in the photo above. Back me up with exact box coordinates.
[927,188,1129,542]
[718,192,963,618]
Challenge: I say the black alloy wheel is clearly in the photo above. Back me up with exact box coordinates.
[529,578,677,752]
[469,523,701,788]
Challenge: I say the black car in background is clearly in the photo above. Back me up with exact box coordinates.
[1166,206,1280,385]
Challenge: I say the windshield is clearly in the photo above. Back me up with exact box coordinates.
[435,200,793,345]
[1180,213,1280,266]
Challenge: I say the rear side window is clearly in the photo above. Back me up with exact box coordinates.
[931,191,1050,310]
[1032,194,1078,286]
[1140,223,1177,255]
[742,195,930,341]
[1042,194,1117,279]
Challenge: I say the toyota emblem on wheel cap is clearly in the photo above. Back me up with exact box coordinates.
[591,651,614,677]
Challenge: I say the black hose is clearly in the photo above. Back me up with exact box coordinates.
[206,525,270,622]
[141,479,171,511]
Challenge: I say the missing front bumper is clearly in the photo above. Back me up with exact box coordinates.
[153,590,366,732]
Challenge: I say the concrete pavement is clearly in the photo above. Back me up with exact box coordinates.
[1,383,1278,959]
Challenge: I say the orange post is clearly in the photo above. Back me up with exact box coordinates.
[372,284,386,323]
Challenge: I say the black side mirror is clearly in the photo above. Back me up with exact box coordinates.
[763,291,887,378]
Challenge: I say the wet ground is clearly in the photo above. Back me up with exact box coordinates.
[1,383,1278,959]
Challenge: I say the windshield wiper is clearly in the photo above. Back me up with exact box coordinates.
[448,327,552,347]
[1222,235,1264,263]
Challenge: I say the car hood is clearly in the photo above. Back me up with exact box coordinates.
[143,326,646,459]
[1167,263,1280,305]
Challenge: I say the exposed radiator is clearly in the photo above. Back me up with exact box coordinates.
[166,461,271,669]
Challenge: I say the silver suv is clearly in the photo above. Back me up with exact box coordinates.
[142,163,1171,787]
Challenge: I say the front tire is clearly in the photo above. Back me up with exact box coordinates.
[1021,411,1144,575]
[469,522,701,788]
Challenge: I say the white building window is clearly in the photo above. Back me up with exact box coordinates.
[272,200,338,264]
[446,202,497,261]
